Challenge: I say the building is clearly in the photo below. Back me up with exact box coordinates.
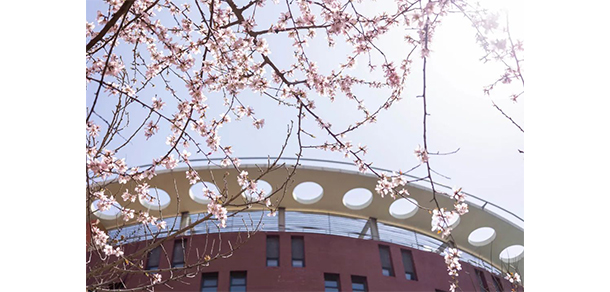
[87,159,524,291]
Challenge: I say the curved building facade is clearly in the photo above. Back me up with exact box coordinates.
[88,161,524,291]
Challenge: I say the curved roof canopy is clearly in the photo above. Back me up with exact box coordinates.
[93,164,524,277]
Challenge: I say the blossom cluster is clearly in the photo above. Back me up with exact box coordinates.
[431,208,455,239]
[414,145,429,164]
[237,170,267,202]
[374,173,409,199]
[207,202,228,228]
[90,221,124,258]
[451,187,469,216]
[443,247,462,277]
[505,272,521,284]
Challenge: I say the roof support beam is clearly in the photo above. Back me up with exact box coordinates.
[278,207,286,232]
[369,217,380,241]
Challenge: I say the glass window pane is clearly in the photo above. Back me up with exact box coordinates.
[324,273,340,291]
[292,236,304,260]
[147,246,161,269]
[378,246,393,276]
[401,250,417,280]
[172,240,185,266]
[267,236,279,266]
[324,281,338,288]
[229,286,246,292]
[201,273,218,292]
[231,278,246,285]
[351,276,367,292]
[230,271,247,291]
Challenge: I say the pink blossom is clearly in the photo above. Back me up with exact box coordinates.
[86,22,95,37]
[152,97,165,111]
[144,121,159,139]
[135,183,150,201]
[186,169,200,184]
[87,121,100,138]
[162,155,178,169]
[122,208,135,221]
[431,208,455,239]
[122,189,136,202]
[505,272,521,284]
[156,220,167,230]
[414,145,429,164]
[207,202,228,228]
[253,119,265,129]
[443,247,462,277]
[152,273,162,284]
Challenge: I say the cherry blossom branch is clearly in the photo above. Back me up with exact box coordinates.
[87,0,135,52]
[492,101,524,133]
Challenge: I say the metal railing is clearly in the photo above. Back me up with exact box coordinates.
[108,210,502,275]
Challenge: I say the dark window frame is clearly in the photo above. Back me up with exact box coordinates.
[201,272,219,292]
[475,269,490,292]
[292,236,305,267]
[324,273,341,292]
[230,271,247,292]
[401,249,417,281]
[146,245,162,270]
[351,275,368,292]
[378,245,394,277]
[172,239,186,268]
[266,235,280,267]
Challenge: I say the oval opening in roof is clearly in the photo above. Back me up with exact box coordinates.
[189,181,220,205]
[342,188,373,210]
[242,180,273,202]
[293,181,323,204]
[468,227,497,247]
[389,198,418,219]
[139,188,171,210]
[499,245,524,263]
[91,200,121,220]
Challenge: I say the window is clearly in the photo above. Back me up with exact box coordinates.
[292,236,305,267]
[146,245,162,270]
[230,271,247,292]
[378,245,394,276]
[266,235,279,267]
[172,239,186,268]
[491,276,504,292]
[475,269,490,292]
[201,272,218,292]
[324,273,340,292]
[351,276,367,292]
[401,249,417,280]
